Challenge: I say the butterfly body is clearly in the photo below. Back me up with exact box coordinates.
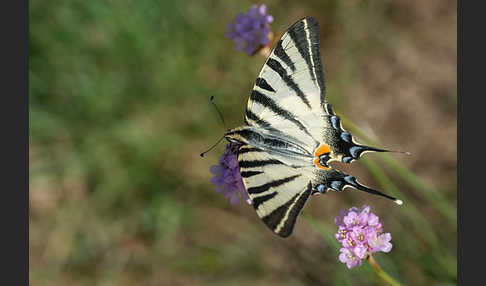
[224,17,400,237]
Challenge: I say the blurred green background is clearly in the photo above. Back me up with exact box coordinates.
[30,0,457,285]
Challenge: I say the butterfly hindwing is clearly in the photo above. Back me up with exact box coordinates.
[237,144,379,237]
[238,144,314,237]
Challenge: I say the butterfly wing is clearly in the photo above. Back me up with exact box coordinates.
[238,144,315,237]
[245,17,327,152]
[244,17,385,163]
[238,144,398,237]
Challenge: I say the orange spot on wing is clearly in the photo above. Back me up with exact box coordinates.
[314,158,328,170]
[313,144,332,170]
[314,144,331,157]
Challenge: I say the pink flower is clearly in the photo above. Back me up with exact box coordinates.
[368,232,393,253]
[334,205,393,268]
[339,247,362,269]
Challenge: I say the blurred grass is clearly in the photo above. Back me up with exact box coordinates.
[339,114,457,225]
[30,0,456,285]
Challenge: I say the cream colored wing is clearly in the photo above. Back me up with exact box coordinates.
[244,17,329,153]
[238,144,314,237]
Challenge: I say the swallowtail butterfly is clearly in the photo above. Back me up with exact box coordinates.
[225,17,402,237]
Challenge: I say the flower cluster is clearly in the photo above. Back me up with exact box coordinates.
[335,205,392,269]
[225,4,274,55]
[210,143,251,205]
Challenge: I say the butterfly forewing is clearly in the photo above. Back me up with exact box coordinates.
[245,17,330,153]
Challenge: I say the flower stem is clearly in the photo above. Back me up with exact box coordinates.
[255,32,278,58]
[257,45,271,58]
[367,255,403,286]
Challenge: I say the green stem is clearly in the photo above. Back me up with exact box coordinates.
[301,213,340,250]
[367,255,403,286]
[378,153,457,224]
[360,157,440,246]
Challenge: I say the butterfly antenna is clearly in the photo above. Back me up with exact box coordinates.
[200,135,225,157]
[344,176,403,205]
[210,96,227,130]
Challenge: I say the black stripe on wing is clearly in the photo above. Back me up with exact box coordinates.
[255,77,276,92]
[238,146,262,154]
[265,58,311,109]
[238,159,283,168]
[262,182,313,237]
[250,90,314,139]
[244,109,281,135]
[273,40,296,72]
[286,17,326,104]
[240,170,263,178]
[247,174,301,194]
[252,192,278,209]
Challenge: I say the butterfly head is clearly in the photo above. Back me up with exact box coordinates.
[224,126,248,145]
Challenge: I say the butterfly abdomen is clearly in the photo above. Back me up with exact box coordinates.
[225,126,312,159]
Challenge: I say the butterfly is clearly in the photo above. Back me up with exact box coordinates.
[224,17,402,237]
